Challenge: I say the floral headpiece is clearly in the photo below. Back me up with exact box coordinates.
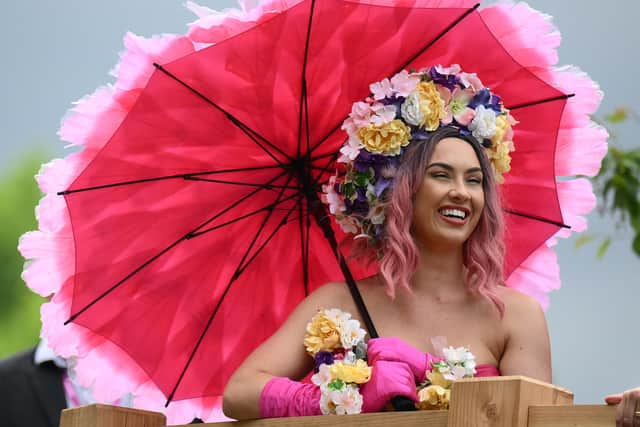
[322,64,517,244]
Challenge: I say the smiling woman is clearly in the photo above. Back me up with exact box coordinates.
[222,68,552,420]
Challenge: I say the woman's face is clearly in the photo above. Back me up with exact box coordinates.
[412,137,485,249]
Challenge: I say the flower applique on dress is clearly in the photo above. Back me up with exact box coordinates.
[304,308,371,415]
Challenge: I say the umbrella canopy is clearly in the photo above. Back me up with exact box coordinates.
[19,0,606,422]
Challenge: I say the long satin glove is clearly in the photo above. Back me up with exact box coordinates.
[361,360,418,413]
[259,377,322,418]
[367,337,440,383]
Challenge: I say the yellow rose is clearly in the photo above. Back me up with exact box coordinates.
[426,371,452,389]
[491,114,510,146]
[417,81,446,131]
[357,119,411,156]
[304,310,341,356]
[486,139,514,183]
[329,360,371,384]
[417,385,451,410]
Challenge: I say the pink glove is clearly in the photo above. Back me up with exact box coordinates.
[367,337,440,383]
[259,377,322,418]
[361,360,418,413]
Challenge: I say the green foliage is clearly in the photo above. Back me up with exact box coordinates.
[586,107,640,257]
[0,150,48,357]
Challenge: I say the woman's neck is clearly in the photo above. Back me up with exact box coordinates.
[408,242,467,300]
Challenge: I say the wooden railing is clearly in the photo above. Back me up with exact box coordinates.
[60,376,616,427]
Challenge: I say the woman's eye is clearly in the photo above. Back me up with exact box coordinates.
[431,172,448,179]
[468,177,483,184]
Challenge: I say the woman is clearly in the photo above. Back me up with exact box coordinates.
[223,66,551,419]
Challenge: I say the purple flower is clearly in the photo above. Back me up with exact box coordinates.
[428,67,459,91]
[314,351,335,373]
[469,88,502,113]
[354,151,391,175]
[344,197,369,216]
[375,176,392,197]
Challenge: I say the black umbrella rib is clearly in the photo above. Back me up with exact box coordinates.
[57,165,282,196]
[184,176,302,191]
[187,192,300,239]
[307,3,480,155]
[296,0,316,158]
[64,170,289,324]
[153,63,292,166]
[504,209,571,229]
[506,93,575,110]
[166,177,297,405]
[299,201,311,296]
[396,3,480,75]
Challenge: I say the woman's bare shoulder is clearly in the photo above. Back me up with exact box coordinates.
[495,286,546,328]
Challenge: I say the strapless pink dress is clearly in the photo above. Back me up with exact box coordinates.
[475,364,501,377]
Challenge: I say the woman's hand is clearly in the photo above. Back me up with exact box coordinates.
[360,360,418,412]
[367,337,434,382]
[605,388,640,427]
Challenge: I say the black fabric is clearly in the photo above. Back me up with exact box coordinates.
[0,347,67,427]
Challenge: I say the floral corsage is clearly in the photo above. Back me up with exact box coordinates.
[304,308,371,415]
[417,346,476,410]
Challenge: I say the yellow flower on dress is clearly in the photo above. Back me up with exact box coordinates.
[417,81,446,131]
[417,385,451,410]
[304,310,341,356]
[356,119,411,156]
[329,360,371,384]
[426,371,452,389]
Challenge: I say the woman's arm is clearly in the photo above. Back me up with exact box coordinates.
[498,290,552,383]
[222,282,347,420]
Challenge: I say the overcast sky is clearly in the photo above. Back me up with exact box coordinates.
[1,0,639,406]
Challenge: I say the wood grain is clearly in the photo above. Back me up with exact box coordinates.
[528,405,616,426]
[59,404,166,427]
[447,376,573,427]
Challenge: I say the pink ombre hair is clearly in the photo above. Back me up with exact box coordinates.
[379,127,506,314]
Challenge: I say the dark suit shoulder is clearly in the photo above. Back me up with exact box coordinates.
[0,347,37,374]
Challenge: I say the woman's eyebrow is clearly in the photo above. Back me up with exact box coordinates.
[426,163,483,174]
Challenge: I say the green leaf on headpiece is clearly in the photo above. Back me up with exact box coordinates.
[342,182,355,199]
[354,172,370,188]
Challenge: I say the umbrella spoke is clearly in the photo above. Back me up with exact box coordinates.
[299,200,310,296]
[166,176,299,405]
[184,176,302,191]
[187,192,301,239]
[57,165,284,195]
[296,0,316,159]
[306,3,481,156]
[154,63,293,166]
[504,209,570,229]
[64,170,290,324]
[506,93,575,110]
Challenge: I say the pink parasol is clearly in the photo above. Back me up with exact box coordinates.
[19,0,606,423]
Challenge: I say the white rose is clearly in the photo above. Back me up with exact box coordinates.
[340,318,366,349]
[468,105,497,140]
[400,92,424,126]
[331,385,363,415]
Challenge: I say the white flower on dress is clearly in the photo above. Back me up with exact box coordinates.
[468,105,497,141]
[312,363,333,390]
[330,384,363,415]
[400,92,424,126]
[339,318,366,349]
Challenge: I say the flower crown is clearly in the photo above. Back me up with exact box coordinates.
[322,64,517,244]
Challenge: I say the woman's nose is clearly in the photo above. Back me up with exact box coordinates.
[448,181,470,201]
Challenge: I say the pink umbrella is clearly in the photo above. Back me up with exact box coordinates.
[19,0,606,423]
